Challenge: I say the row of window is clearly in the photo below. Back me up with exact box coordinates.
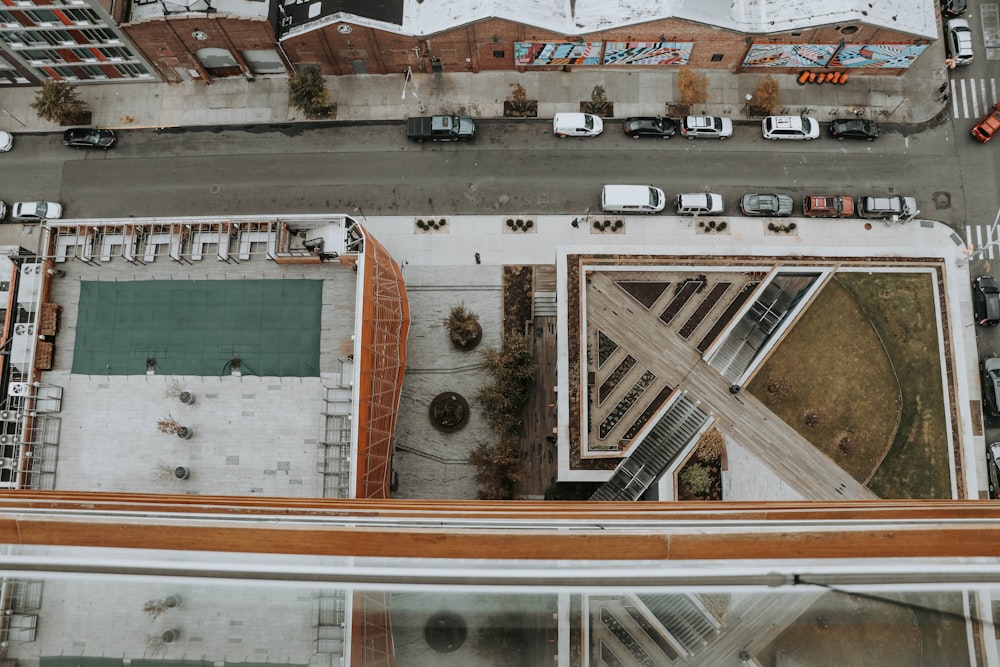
[0,27,121,47]
[18,45,138,64]
[40,61,152,78]
[2,7,105,27]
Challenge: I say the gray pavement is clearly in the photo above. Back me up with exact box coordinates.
[0,38,950,133]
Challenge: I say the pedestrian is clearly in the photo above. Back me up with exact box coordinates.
[571,217,579,228]
[474,252,481,264]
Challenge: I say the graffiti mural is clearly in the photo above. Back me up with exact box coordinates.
[514,42,602,66]
[743,43,838,67]
[830,44,928,68]
[603,41,693,65]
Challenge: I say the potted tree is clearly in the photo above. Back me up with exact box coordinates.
[143,595,182,620]
[157,415,193,440]
[444,303,483,350]
[164,380,195,405]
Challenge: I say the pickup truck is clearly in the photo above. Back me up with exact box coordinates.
[406,115,476,142]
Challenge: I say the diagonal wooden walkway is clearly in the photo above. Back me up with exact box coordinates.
[587,272,876,501]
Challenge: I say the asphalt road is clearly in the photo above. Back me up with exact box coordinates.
[0,118,972,225]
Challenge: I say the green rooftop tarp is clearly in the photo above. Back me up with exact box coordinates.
[72,280,323,377]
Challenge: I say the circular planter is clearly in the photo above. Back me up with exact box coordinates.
[165,594,181,609]
[176,426,193,440]
[429,393,469,433]
[424,612,467,653]
[162,629,179,643]
[174,466,190,480]
[179,391,195,405]
[449,320,482,351]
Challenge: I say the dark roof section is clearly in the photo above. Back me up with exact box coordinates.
[277,0,403,38]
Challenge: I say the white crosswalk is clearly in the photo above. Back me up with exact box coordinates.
[967,215,1000,260]
[951,78,999,119]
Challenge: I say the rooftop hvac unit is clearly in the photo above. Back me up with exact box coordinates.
[19,264,41,277]
[0,411,14,421]
[13,324,33,337]
[8,383,29,397]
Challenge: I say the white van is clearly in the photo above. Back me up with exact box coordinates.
[601,185,666,214]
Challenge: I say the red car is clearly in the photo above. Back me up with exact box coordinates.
[972,103,1000,143]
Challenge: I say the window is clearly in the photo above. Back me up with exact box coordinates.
[841,25,859,34]
[24,9,59,24]
[493,49,505,58]
[711,53,723,62]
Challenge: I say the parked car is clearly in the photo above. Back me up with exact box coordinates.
[762,115,820,140]
[974,275,1000,326]
[829,118,880,141]
[406,115,475,142]
[63,127,116,149]
[946,18,974,65]
[0,131,12,153]
[675,193,724,215]
[679,115,733,140]
[10,201,62,222]
[741,193,794,217]
[983,358,1000,416]
[0,202,6,220]
[601,185,666,213]
[856,195,918,221]
[942,0,967,16]
[971,102,1000,144]
[623,117,675,139]
[802,195,854,218]
[552,112,604,138]
[988,442,1000,498]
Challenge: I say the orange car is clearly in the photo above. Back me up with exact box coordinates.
[972,102,1000,143]
[803,195,855,217]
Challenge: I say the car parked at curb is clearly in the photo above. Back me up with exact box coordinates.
[63,127,117,149]
[623,117,675,139]
[553,112,604,137]
[974,275,1000,326]
[679,115,733,140]
[762,115,820,140]
[942,0,967,16]
[803,195,854,218]
[10,201,62,222]
[857,195,918,221]
[971,102,1000,143]
[988,442,1000,498]
[0,202,6,220]
[675,193,724,215]
[829,118,880,141]
[946,18,974,66]
[982,357,1000,416]
[0,131,12,153]
[741,193,794,217]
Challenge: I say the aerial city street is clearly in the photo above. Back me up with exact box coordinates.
[1,0,1000,665]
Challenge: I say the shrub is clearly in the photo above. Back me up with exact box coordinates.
[445,303,481,348]
[678,69,708,105]
[31,80,89,125]
[476,332,536,435]
[468,433,522,499]
[750,74,782,115]
[288,65,329,119]
[680,462,713,497]
[695,428,726,463]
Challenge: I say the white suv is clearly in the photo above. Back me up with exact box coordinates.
[762,115,820,140]
[676,193,724,215]
[680,116,733,140]
[946,18,974,65]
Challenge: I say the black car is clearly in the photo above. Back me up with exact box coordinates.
[62,127,116,149]
[623,117,676,139]
[974,274,1000,326]
[829,118,880,141]
[942,0,967,16]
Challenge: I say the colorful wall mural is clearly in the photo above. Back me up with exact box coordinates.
[830,44,928,68]
[514,42,602,66]
[603,41,693,65]
[743,43,838,67]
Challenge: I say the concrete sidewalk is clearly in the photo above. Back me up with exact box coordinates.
[0,38,950,133]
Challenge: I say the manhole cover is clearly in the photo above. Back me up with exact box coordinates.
[933,191,951,209]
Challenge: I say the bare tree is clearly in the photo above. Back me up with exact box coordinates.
[30,80,89,125]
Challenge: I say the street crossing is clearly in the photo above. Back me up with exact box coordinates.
[950,77,999,119]
[967,222,1000,260]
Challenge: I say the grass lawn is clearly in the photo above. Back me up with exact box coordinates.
[750,271,951,498]
[749,278,901,483]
